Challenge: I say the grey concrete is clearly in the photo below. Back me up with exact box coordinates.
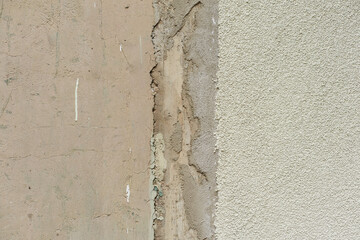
[216,1,360,239]
[185,0,218,238]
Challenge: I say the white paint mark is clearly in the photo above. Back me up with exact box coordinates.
[126,184,130,202]
[120,44,122,52]
[212,16,216,25]
[126,228,129,234]
[94,2,96,8]
[139,36,143,64]
[75,78,79,122]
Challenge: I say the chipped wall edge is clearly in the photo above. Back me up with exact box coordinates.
[150,0,218,239]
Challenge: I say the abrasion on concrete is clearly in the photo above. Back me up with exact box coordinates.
[150,0,218,239]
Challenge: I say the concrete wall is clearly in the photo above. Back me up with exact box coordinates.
[2,0,360,239]
[216,1,360,239]
[0,1,154,239]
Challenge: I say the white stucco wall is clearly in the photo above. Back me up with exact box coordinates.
[216,1,360,239]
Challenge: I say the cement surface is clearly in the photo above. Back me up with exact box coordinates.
[151,0,218,238]
[216,1,360,239]
[0,0,154,239]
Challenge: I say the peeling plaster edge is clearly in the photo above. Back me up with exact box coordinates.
[149,136,156,240]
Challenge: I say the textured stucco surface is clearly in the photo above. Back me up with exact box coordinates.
[216,1,360,239]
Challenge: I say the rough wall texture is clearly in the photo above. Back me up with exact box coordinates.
[0,0,153,239]
[151,0,218,239]
[216,0,360,239]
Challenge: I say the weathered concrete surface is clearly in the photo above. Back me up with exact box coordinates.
[0,0,153,239]
[151,0,218,239]
[216,1,360,239]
